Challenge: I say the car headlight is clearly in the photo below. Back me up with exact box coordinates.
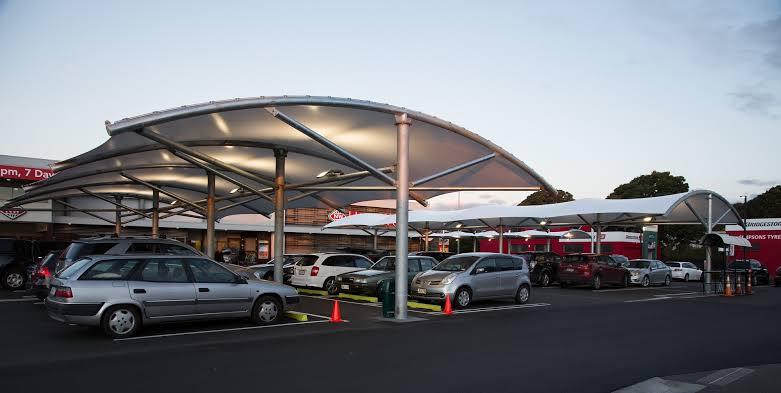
[336,276,343,282]
[631,272,639,277]
[354,278,367,284]
[441,273,457,285]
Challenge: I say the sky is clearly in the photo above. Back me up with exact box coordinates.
[1,0,779,210]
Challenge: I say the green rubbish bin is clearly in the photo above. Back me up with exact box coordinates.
[379,279,395,318]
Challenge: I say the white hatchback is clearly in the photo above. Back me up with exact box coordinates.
[664,261,702,282]
[289,253,374,295]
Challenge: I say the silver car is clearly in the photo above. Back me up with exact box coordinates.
[626,259,672,287]
[409,252,531,308]
[45,254,299,338]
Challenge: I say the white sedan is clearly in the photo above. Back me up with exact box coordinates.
[664,261,702,282]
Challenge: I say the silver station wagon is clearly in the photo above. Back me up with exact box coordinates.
[409,252,532,308]
[45,255,299,338]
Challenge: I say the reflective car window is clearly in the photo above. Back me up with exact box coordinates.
[187,259,235,283]
[80,259,141,280]
[141,259,189,282]
[354,257,373,269]
[158,243,197,255]
[474,258,497,273]
[57,258,92,279]
[408,259,422,273]
[420,258,435,271]
[127,243,156,253]
[496,258,515,271]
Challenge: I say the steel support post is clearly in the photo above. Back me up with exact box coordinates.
[373,228,379,251]
[546,238,551,252]
[273,149,287,283]
[595,224,602,254]
[394,113,411,320]
[704,194,713,293]
[205,173,216,259]
[114,196,122,236]
[499,220,504,254]
[473,236,477,252]
[152,189,160,238]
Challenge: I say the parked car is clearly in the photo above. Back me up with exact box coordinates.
[611,254,630,267]
[46,254,299,338]
[289,253,374,295]
[558,254,630,290]
[55,236,201,273]
[626,259,672,287]
[0,238,69,291]
[409,251,454,262]
[728,259,770,285]
[29,250,63,300]
[334,247,393,262]
[336,255,437,296]
[664,261,703,282]
[775,266,781,287]
[409,252,531,308]
[516,251,562,286]
[246,254,314,281]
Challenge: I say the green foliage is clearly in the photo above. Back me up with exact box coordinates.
[520,189,574,205]
[608,171,701,249]
[734,185,781,219]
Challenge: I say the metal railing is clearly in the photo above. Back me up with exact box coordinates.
[702,270,753,296]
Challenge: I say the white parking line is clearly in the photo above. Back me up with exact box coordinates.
[652,292,699,297]
[594,286,688,292]
[450,303,550,314]
[0,298,38,303]
[298,294,440,315]
[114,319,336,342]
[33,302,44,305]
[295,311,333,320]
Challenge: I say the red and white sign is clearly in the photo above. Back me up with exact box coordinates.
[0,165,54,181]
[327,210,359,221]
[0,208,27,220]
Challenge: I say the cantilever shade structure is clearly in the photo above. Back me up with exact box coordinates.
[4,96,555,320]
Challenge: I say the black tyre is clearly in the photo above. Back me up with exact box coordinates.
[540,272,551,287]
[454,287,471,309]
[684,273,689,282]
[1,267,26,290]
[323,277,338,295]
[664,275,671,286]
[560,282,569,288]
[591,274,602,290]
[515,284,531,304]
[251,295,282,325]
[623,274,630,288]
[101,305,141,339]
[641,275,650,287]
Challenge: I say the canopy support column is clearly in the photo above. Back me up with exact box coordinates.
[704,194,713,293]
[394,113,411,321]
[273,149,287,284]
[114,196,122,236]
[152,190,159,238]
[424,224,430,251]
[373,228,378,251]
[499,219,504,254]
[595,223,602,254]
[546,238,551,252]
[473,235,477,252]
[205,173,216,259]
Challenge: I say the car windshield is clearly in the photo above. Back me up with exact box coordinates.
[371,257,395,271]
[628,260,650,268]
[729,261,750,269]
[665,262,681,267]
[56,257,92,279]
[433,256,479,271]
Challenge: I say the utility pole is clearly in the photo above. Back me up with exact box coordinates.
[741,194,748,262]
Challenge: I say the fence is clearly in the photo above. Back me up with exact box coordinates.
[702,270,753,296]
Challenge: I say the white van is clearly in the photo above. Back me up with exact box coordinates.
[289,253,373,294]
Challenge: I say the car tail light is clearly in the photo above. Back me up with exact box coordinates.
[36,266,51,279]
[310,266,320,276]
[54,286,72,298]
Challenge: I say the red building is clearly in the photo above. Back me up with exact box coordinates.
[479,227,644,259]
[726,218,781,274]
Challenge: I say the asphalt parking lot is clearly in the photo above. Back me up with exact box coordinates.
[1,282,779,393]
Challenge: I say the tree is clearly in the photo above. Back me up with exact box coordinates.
[607,171,688,199]
[607,171,700,253]
[734,185,781,219]
[519,189,574,205]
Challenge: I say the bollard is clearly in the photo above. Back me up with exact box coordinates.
[379,280,395,318]
[724,272,733,297]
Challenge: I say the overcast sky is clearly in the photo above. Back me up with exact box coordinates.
[1,1,779,209]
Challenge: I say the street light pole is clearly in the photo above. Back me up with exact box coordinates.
[741,194,748,263]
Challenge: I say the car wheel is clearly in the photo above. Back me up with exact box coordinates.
[592,275,601,290]
[515,284,530,304]
[560,282,568,288]
[323,277,338,295]
[454,287,471,309]
[251,295,282,325]
[101,305,141,339]
[684,274,689,282]
[751,274,757,286]
[641,275,650,287]
[1,267,25,290]
[623,274,630,288]
[540,272,551,287]
[664,275,671,286]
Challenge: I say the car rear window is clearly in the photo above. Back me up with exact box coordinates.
[57,258,93,279]
[63,242,118,260]
[665,262,681,268]
[628,260,650,268]
[297,255,319,266]
[564,255,590,263]
[0,239,15,253]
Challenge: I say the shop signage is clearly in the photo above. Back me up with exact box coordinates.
[327,209,359,221]
[0,165,54,181]
[0,208,27,220]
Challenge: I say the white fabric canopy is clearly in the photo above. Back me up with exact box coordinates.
[701,233,752,248]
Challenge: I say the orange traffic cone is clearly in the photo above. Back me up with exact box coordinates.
[329,300,343,323]
[724,273,733,297]
[747,270,753,295]
[443,294,453,315]
[736,274,743,295]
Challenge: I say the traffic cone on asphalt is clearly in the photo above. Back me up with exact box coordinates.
[724,273,733,297]
[736,274,743,295]
[443,295,453,315]
[329,300,343,323]
[747,270,753,295]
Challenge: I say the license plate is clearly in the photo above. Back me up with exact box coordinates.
[341,285,350,290]
[565,268,574,272]
[417,288,426,294]
[298,269,306,275]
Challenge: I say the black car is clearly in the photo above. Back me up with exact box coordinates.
[517,251,563,286]
[0,239,69,291]
[728,259,770,285]
[409,251,454,262]
[28,250,63,300]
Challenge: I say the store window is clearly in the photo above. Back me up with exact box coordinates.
[563,244,585,254]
